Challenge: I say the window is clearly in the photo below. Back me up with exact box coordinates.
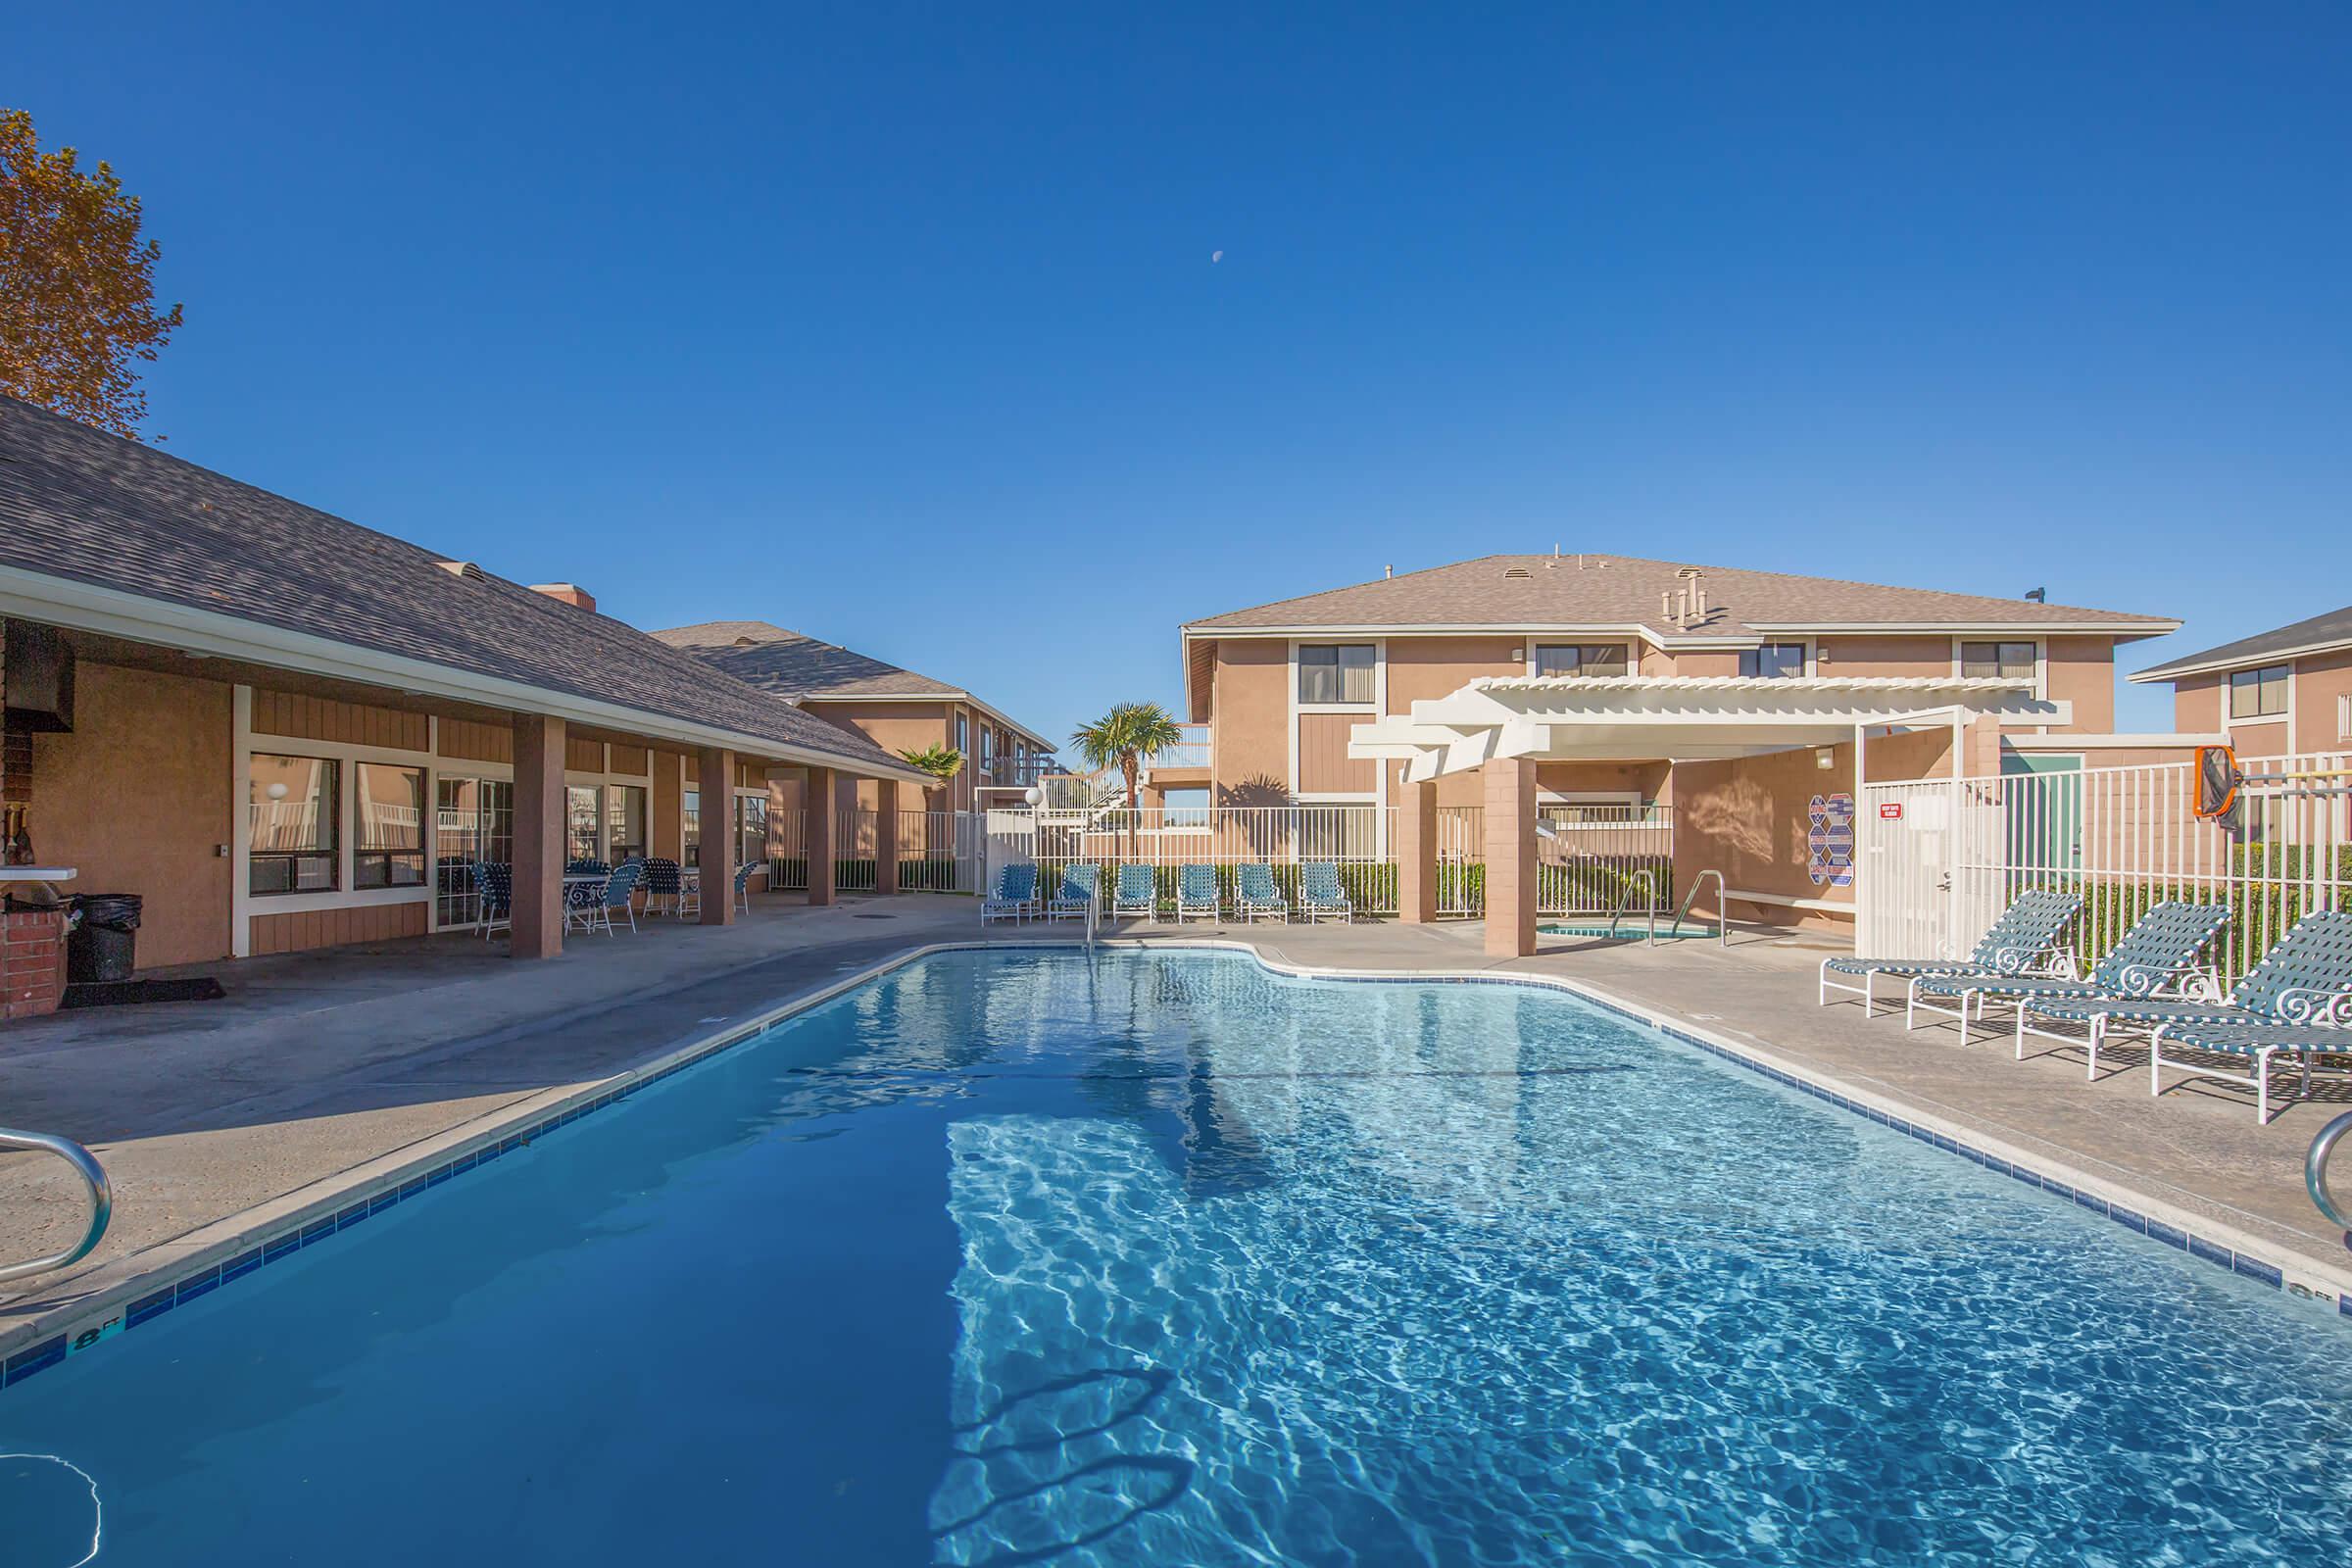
[565,786,602,864]
[1739,643,1807,679]
[1533,644,1629,678]
[354,763,426,889]
[249,755,338,895]
[606,784,648,863]
[1159,786,1210,828]
[2230,664,2289,720]
[736,793,768,870]
[1961,641,2037,680]
[682,788,701,858]
[956,712,969,757]
[1298,644,1376,704]
[434,777,513,927]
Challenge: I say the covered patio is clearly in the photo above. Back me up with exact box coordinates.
[1351,673,2065,956]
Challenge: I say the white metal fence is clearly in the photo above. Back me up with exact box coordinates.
[1860,750,2350,981]
[1436,806,1676,918]
[1028,806,1397,912]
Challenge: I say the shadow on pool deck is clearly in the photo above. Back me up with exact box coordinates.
[4,899,2347,1334]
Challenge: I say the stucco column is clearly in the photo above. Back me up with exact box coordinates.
[1483,757,1538,958]
[697,745,735,926]
[1957,714,2003,779]
[1395,772,1439,923]
[511,713,565,958]
[874,777,899,895]
[806,765,837,906]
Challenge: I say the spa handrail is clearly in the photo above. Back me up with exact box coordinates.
[0,1126,112,1283]
[2309,1111,2352,1244]
[1672,868,1731,949]
[1604,871,1658,944]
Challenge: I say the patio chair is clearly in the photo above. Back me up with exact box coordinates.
[2010,910,2352,1122]
[470,861,512,939]
[1175,863,1219,923]
[1111,863,1157,921]
[1049,863,1100,920]
[642,858,683,916]
[1236,862,1290,923]
[676,864,702,920]
[734,862,758,914]
[1817,889,2082,1017]
[565,858,610,878]
[1298,861,1354,924]
[1907,900,2230,1042]
[563,864,609,931]
[981,863,1039,923]
[582,860,645,935]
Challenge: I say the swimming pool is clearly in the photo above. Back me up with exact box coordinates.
[6,948,2351,1565]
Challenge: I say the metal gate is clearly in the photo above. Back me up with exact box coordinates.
[1857,777,1960,960]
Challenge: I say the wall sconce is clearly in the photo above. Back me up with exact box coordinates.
[1509,648,1524,662]
[1815,748,1837,770]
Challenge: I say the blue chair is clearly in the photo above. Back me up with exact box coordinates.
[1909,901,2231,1044]
[1175,863,1219,922]
[1236,863,1289,923]
[1049,863,1099,920]
[563,860,610,930]
[1818,890,2082,1017]
[583,861,645,935]
[734,862,758,914]
[1298,861,1353,923]
[470,861,512,939]
[1111,863,1157,921]
[982,863,1039,923]
[642,858,683,916]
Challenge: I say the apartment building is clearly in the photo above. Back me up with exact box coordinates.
[2131,603,2352,759]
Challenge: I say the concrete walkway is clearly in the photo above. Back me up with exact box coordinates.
[5,899,2347,1339]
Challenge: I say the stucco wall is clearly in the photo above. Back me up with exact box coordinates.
[1211,639,1292,805]
[2043,637,2117,733]
[30,662,235,967]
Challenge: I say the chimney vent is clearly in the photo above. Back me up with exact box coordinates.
[530,583,597,614]
[1384,564,1394,579]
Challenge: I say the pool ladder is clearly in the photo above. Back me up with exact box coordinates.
[1603,868,1732,948]
[2310,1112,2352,1252]
[0,1126,112,1283]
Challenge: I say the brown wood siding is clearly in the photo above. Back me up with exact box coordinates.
[248,899,429,956]
[252,689,428,752]
[1296,712,1377,794]
[565,736,606,772]
[438,716,514,763]
[609,744,651,777]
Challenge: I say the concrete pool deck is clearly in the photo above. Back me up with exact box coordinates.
[5,897,2349,1360]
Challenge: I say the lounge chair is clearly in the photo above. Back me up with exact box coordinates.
[581,860,645,935]
[1817,889,2082,1017]
[1048,863,1100,920]
[2015,911,2352,1113]
[982,863,1039,923]
[1907,900,2230,1042]
[1298,860,1353,923]
[1111,863,1157,921]
[469,861,512,939]
[1236,862,1290,923]
[1175,863,1219,922]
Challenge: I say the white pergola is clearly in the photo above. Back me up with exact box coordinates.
[1349,674,2065,957]
[1348,674,2063,779]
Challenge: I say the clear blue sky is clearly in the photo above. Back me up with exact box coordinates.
[14,4,2349,742]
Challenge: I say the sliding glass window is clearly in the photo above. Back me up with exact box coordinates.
[249,755,338,895]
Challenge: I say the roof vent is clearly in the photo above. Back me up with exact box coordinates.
[1503,565,1533,580]
[1661,567,1710,629]
[529,583,597,613]
[438,561,485,582]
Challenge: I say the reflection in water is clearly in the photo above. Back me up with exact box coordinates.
[0,1452,103,1568]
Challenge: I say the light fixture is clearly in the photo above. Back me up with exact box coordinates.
[1815,748,1837,770]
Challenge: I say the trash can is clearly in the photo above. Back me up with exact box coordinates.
[67,893,142,984]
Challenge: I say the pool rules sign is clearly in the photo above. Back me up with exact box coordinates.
[1808,794,1856,887]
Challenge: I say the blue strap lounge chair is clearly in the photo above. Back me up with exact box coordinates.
[582,860,644,935]
[642,858,683,916]
[1236,863,1289,923]
[1175,863,1219,923]
[982,863,1039,923]
[1048,863,1100,920]
[470,861,512,939]
[1111,863,1157,921]
[2013,910,2352,1111]
[1298,861,1353,924]
[1817,889,2082,1017]
[1907,901,2230,1044]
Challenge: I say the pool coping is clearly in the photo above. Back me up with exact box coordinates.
[7,936,2349,1393]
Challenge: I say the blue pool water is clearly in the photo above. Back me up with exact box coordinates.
[6,950,2352,1565]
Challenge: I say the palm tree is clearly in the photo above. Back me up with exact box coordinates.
[899,745,963,804]
[1070,703,1185,810]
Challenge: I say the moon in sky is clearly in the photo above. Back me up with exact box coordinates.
[1211,250,1223,263]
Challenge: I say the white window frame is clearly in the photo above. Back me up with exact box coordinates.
[1737,641,1813,679]
[1525,642,1634,679]
[1288,640,1387,846]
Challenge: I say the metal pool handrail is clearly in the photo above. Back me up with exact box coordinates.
[0,1126,113,1283]
[1673,868,1732,949]
[1604,871,1657,943]
[2308,1111,2352,1246]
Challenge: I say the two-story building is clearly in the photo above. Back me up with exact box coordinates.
[651,620,1056,812]
[1181,553,2181,822]
[2130,603,2352,759]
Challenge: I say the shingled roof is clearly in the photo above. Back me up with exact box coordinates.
[0,397,921,779]
[1184,554,2177,640]
[653,620,1054,746]
[2130,603,2352,683]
